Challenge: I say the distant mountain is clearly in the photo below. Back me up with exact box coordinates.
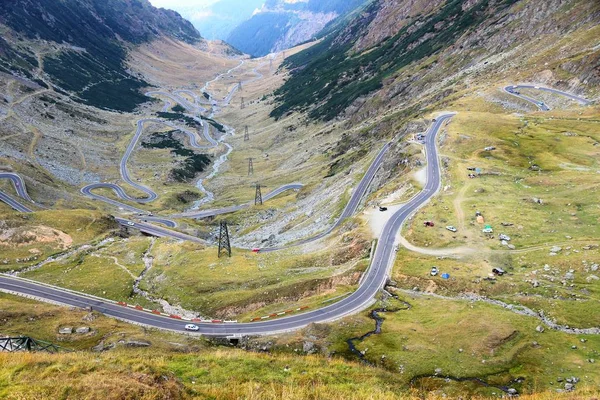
[0,0,201,112]
[166,0,264,41]
[226,0,368,57]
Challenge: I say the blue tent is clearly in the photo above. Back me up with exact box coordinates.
[441,273,450,279]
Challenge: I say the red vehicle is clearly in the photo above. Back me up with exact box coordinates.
[252,248,261,253]
[424,221,435,227]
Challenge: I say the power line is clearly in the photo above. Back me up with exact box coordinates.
[255,184,263,206]
[217,221,231,258]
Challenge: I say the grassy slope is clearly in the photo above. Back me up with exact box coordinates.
[0,209,117,272]
[323,294,600,397]
[1,293,599,399]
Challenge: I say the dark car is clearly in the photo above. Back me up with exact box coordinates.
[379,206,388,212]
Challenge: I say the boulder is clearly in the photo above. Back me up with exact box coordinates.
[76,327,91,334]
[59,327,73,334]
[124,340,151,347]
[565,383,574,391]
[303,341,315,353]
[565,272,575,280]
[82,313,97,322]
[535,325,545,333]
[550,246,562,253]
[92,341,115,352]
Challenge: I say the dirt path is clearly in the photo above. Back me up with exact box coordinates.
[453,183,470,231]
[397,233,480,258]
[27,125,43,162]
[106,255,137,280]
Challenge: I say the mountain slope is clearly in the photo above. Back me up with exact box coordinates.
[0,0,201,112]
[161,0,264,41]
[226,0,368,57]
[271,0,600,121]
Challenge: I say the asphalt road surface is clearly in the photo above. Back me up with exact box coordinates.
[503,85,590,111]
[260,142,391,252]
[0,114,456,336]
[173,183,304,219]
[0,173,34,212]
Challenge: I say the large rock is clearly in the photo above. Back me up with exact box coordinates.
[92,341,115,352]
[124,340,151,347]
[58,327,73,334]
[82,313,97,322]
[303,341,315,353]
[564,383,574,391]
[76,326,91,334]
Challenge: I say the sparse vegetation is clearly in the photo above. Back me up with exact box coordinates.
[271,0,519,120]
[142,131,211,183]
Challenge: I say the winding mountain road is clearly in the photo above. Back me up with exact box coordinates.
[0,172,35,212]
[261,142,391,252]
[81,118,217,208]
[0,113,455,336]
[503,84,590,111]
[174,183,305,219]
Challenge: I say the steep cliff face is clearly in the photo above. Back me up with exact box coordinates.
[271,0,600,121]
[226,0,368,57]
[0,0,201,112]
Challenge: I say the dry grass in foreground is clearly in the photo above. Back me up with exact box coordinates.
[1,350,599,400]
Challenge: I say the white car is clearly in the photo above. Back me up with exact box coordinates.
[430,267,439,276]
[184,324,199,331]
[499,234,511,241]
[446,226,457,232]
[127,222,135,226]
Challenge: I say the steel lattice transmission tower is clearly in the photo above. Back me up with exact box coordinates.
[241,97,245,109]
[247,158,254,176]
[255,184,263,205]
[217,221,231,258]
[244,126,250,141]
[238,81,242,91]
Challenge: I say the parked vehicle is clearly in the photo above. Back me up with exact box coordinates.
[430,267,439,276]
[492,268,505,276]
[379,206,388,212]
[499,234,511,241]
[446,226,457,232]
[424,221,435,227]
[252,248,261,253]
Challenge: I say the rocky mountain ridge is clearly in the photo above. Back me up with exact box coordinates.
[226,0,368,57]
[0,0,201,112]
[272,0,600,121]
